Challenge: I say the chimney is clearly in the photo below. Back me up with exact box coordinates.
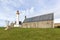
[25,16,26,19]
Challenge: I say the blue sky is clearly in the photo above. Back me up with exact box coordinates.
[0,0,60,26]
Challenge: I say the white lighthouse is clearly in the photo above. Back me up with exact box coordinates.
[14,10,20,27]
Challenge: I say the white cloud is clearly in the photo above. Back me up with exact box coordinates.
[0,0,25,22]
[0,0,24,8]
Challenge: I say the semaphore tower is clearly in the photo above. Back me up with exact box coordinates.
[14,10,20,27]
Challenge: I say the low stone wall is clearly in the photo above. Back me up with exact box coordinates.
[54,23,60,28]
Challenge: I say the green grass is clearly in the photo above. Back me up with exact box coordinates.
[0,27,60,40]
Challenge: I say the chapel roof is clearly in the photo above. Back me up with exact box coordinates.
[23,13,54,23]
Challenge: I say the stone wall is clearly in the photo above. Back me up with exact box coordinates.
[22,20,54,28]
[54,23,60,28]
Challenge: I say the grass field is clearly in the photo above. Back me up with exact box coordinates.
[0,27,60,40]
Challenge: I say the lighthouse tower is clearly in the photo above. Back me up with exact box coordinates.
[14,10,20,27]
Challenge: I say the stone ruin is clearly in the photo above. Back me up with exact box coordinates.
[4,20,14,30]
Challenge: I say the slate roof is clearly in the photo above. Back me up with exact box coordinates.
[23,13,54,23]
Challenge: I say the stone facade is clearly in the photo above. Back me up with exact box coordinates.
[22,20,53,28]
